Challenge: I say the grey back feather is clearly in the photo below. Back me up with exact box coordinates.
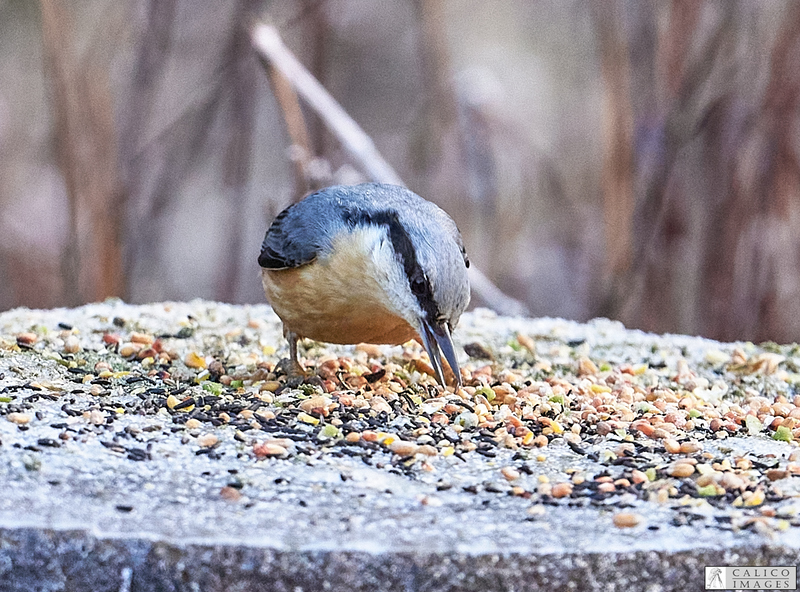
[258,183,467,271]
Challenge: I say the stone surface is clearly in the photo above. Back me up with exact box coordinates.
[0,301,799,591]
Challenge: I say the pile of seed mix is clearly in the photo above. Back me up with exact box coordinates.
[2,299,800,537]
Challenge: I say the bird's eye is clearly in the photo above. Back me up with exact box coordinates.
[409,271,428,296]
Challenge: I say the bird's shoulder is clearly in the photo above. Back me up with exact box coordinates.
[258,183,468,270]
[258,186,363,270]
[258,201,320,270]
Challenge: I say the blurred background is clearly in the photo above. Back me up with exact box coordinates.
[1,0,799,343]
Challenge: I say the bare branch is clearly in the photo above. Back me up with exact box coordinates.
[251,22,404,186]
[251,21,529,317]
[266,64,313,200]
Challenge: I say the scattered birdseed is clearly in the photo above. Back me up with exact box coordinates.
[680,441,702,454]
[597,482,616,493]
[118,343,142,357]
[389,440,419,457]
[613,513,642,528]
[7,413,31,425]
[220,486,242,502]
[130,332,154,345]
[197,433,219,448]
[669,463,695,478]
[88,410,106,425]
[4,301,800,541]
[766,469,788,481]
[551,482,573,498]
[63,335,80,354]
[253,442,288,457]
[184,352,207,369]
[15,332,37,347]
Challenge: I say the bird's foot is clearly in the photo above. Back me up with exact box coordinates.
[275,357,307,385]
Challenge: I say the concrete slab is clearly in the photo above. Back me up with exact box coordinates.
[1,301,799,591]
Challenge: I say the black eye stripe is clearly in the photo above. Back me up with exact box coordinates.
[343,209,440,322]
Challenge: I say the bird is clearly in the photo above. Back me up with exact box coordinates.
[258,182,471,387]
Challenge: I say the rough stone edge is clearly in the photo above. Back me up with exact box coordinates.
[1,527,799,592]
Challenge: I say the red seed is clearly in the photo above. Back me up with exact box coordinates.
[102,333,120,345]
[16,333,37,346]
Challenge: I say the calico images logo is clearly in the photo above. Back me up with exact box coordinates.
[705,566,797,590]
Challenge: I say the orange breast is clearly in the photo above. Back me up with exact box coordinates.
[261,231,418,346]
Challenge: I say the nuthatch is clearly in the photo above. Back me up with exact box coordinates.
[258,183,470,386]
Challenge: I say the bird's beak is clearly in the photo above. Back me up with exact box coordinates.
[418,318,462,387]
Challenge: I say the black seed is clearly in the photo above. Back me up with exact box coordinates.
[100,441,127,454]
[173,397,196,411]
[363,369,386,383]
[175,327,194,339]
[127,448,149,461]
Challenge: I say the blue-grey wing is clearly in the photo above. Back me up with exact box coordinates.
[257,182,469,270]
[257,185,365,269]
[258,203,322,270]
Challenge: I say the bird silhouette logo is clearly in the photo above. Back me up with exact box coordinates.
[706,567,724,589]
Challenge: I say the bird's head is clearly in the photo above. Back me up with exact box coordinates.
[341,185,471,386]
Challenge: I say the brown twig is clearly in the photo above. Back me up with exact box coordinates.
[266,64,313,200]
[251,22,404,186]
[250,21,529,317]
